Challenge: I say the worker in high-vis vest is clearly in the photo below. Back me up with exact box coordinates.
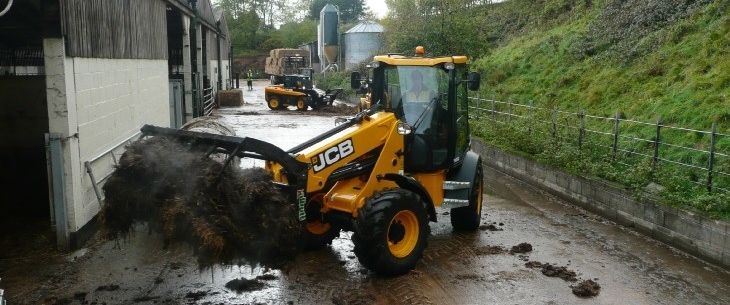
[404,70,436,103]
[246,69,253,91]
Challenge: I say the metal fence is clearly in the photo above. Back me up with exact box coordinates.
[203,87,215,116]
[469,95,730,195]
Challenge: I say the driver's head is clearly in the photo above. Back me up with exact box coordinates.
[411,70,423,84]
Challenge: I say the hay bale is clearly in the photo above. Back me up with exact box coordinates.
[218,90,243,107]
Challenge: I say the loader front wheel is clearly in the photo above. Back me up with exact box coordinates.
[295,97,308,111]
[352,189,430,276]
[299,194,339,250]
[267,96,283,110]
[450,160,484,231]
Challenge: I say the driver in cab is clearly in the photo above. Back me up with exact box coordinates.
[404,70,436,103]
[402,69,448,150]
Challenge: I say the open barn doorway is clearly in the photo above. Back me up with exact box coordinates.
[0,1,55,259]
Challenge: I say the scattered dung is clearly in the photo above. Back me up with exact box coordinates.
[331,290,378,305]
[479,224,503,231]
[99,135,302,270]
[571,279,601,297]
[540,263,578,282]
[525,261,543,268]
[509,242,533,254]
[474,245,507,255]
[319,103,358,115]
[225,278,266,292]
[95,284,120,291]
[185,291,208,301]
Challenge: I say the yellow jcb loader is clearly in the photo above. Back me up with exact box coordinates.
[139,46,483,276]
[264,67,343,111]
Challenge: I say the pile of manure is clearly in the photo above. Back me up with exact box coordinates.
[99,136,302,269]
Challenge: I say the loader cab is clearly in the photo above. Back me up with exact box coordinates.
[355,55,481,172]
[272,74,313,90]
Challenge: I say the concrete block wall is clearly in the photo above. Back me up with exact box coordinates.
[471,139,730,270]
[69,57,169,233]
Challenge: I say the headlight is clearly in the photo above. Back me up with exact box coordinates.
[397,123,413,135]
[444,62,455,70]
[371,61,381,69]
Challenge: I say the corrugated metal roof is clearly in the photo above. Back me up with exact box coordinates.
[345,20,384,33]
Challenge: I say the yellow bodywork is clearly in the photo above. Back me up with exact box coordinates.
[264,85,307,99]
[265,111,447,217]
[374,55,468,66]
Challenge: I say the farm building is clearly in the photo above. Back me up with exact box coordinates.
[0,0,231,251]
[342,20,384,70]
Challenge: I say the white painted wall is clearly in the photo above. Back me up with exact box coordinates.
[207,58,231,91]
[71,57,169,231]
[209,59,219,91]
[46,46,170,233]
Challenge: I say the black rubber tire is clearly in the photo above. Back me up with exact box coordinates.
[295,97,308,111]
[310,98,323,110]
[298,194,340,250]
[450,160,484,231]
[352,189,430,276]
[267,96,282,110]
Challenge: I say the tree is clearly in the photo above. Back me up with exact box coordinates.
[216,0,292,28]
[382,0,485,57]
[279,19,318,48]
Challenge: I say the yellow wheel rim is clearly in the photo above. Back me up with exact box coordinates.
[387,210,419,258]
[305,193,330,235]
[297,98,306,110]
[269,98,280,108]
[306,221,332,235]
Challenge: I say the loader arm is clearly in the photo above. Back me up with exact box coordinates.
[140,124,309,188]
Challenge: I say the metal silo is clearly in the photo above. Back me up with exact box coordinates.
[343,20,384,70]
[318,4,339,72]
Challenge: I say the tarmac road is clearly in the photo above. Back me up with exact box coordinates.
[2,80,729,305]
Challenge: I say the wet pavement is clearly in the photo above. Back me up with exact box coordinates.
[1,80,730,305]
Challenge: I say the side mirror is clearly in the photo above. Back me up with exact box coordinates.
[467,72,481,91]
[350,71,362,90]
[350,71,362,89]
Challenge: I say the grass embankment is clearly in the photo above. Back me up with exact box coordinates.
[469,0,730,218]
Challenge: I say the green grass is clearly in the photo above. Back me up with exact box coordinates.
[471,0,730,133]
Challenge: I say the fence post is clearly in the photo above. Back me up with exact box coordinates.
[652,116,662,175]
[508,98,513,124]
[612,112,620,162]
[491,95,496,122]
[552,106,558,139]
[528,100,533,135]
[578,110,585,153]
[707,122,717,193]
[476,92,481,118]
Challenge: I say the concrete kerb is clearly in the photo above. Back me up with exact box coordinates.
[471,138,730,270]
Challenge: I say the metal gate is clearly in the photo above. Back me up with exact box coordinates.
[169,79,183,128]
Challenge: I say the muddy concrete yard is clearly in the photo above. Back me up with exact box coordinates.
[1,80,729,305]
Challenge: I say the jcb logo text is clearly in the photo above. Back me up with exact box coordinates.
[312,138,355,173]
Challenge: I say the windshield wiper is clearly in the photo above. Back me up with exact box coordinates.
[411,95,440,130]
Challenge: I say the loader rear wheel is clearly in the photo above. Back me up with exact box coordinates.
[310,98,323,110]
[352,189,430,276]
[450,160,484,231]
[299,194,340,250]
[295,97,308,111]
[267,96,283,110]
